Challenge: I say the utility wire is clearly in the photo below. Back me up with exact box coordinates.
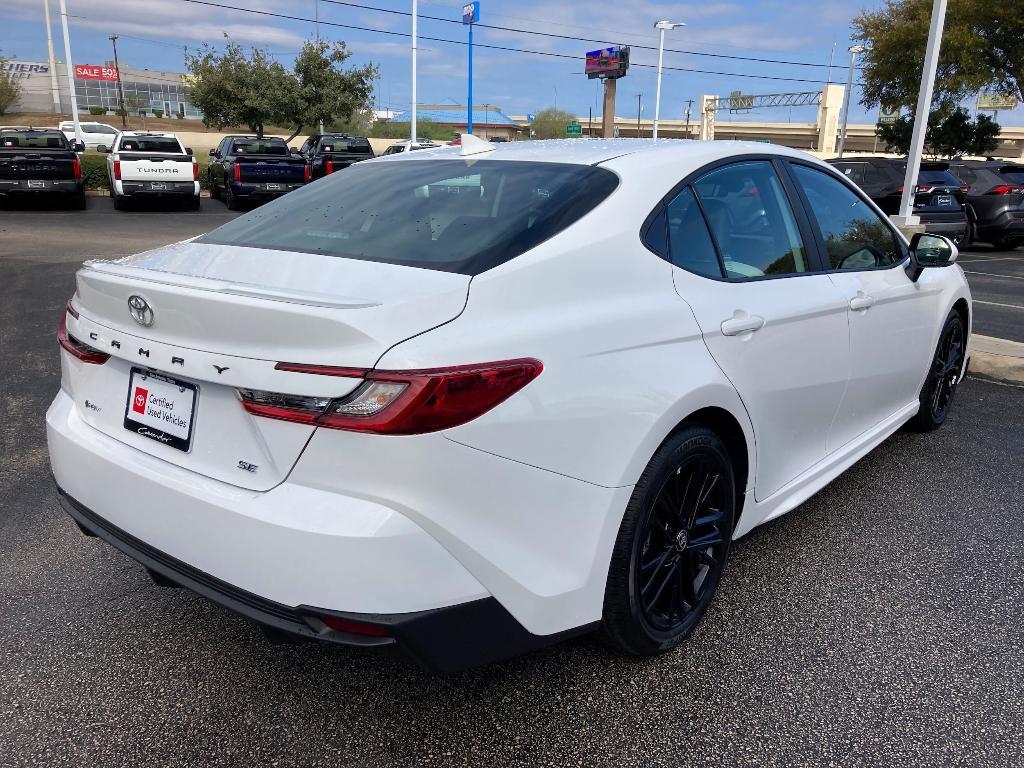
[177,0,832,84]
[321,0,839,70]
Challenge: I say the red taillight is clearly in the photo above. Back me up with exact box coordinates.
[304,164,311,183]
[233,163,241,182]
[319,616,392,637]
[57,301,109,364]
[985,184,1024,195]
[73,157,82,179]
[325,160,333,175]
[192,160,199,181]
[112,159,120,180]
[239,359,543,435]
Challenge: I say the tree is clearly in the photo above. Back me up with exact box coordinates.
[876,106,1000,158]
[369,118,454,141]
[529,107,578,139]
[185,40,296,137]
[288,40,376,141]
[853,0,1023,110]
[0,51,21,116]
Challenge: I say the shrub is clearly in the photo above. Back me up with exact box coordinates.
[152,109,163,118]
[88,106,107,116]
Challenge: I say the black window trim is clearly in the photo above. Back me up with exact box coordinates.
[639,153,830,283]
[781,158,910,275]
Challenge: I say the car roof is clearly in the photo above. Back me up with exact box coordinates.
[373,138,822,169]
[119,131,179,138]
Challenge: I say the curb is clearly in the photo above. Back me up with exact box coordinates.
[969,335,1024,385]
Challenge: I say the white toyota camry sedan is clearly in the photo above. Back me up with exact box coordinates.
[48,138,971,672]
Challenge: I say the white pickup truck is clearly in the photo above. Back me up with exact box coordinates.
[102,131,200,210]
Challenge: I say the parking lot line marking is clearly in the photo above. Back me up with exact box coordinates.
[958,256,1024,263]
[973,299,1024,310]
[962,270,1024,280]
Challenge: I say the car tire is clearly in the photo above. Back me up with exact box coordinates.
[71,192,87,210]
[209,172,221,201]
[112,194,124,211]
[908,310,966,432]
[991,237,1020,252]
[187,195,201,212]
[224,179,241,211]
[602,426,736,656]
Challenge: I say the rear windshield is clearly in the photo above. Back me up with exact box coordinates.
[0,131,68,150]
[917,169,961,186]
[199,159,619,275]
[231,139,288,156]
[998,167,1024,185]
[119,136,183,153]
[319,136,371,154]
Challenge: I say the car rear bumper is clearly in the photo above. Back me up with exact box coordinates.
[919,213,968,237]
[228,180,305,198]
[118,180,199,198]
[45,389,602,671]
[0,179,82,194]
[976,209,1024,240]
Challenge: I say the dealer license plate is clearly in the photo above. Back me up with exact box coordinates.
[150,182,167,190]
[123,368,198,452]
[27,180,46,189]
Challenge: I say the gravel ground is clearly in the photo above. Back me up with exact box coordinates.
[2,202,1023,767]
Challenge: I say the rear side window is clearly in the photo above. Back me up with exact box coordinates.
[792,165,901,270]
[118,136,183,153]
[999,166,1024,185]
[199,160,619,275]
[694,161,810,278]
[666,187,722,278]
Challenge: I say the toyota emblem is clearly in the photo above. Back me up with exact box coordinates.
[127,295,154,327]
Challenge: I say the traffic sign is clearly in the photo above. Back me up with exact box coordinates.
[462,2,480,24]
[565,122,583,136]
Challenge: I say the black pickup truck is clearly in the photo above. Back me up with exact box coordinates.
[207,135,309,210]
[0,128,86,208]
[299,133,374,180]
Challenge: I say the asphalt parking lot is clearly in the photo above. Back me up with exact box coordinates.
[2,201,1023,767]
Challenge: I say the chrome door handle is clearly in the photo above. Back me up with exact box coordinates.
[849,294,875,311]
[720,314,765,336]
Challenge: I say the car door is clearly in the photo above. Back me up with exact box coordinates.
[785,161,941,450]
[663,159,851,500]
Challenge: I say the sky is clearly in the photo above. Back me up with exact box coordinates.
[4,0,1023,127]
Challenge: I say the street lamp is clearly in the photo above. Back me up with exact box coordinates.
[836,44,867,158]
[653,19,684,140]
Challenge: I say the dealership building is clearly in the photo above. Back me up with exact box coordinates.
[2,59,201,119]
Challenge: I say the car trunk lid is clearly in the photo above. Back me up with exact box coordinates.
[64,241,470,490]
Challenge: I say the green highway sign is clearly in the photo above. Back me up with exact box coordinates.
[565,122,583,136]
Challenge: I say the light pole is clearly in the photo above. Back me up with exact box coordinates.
[43,0,62,111]
[653,20,684,140]
[837,44,866,158]
[57,0,82,144]
[636,93,642,137]
[463,2,479,134]
[894,0,948,228]
[411,0,418,142]
[109,35,127,129]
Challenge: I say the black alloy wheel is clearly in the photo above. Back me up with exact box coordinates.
[910,311,965,431]
[603,426,736,655]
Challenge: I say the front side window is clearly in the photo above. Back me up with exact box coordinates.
[792,164,901,270]
[200,160,619,275]
[694,161,809,278]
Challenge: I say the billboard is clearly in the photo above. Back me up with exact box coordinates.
[585,46,629,80]
[462,1,479,23]
[977,94,1017,111]
[74,64,119,81]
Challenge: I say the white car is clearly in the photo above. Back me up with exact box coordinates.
[59,121,119,150]
[47,139,971,672]
[102,132,200,210]
[379,138,442,155]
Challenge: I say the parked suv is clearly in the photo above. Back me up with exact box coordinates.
[945,160,1024,250]
[827,157,969,244]
[59,121,119,150]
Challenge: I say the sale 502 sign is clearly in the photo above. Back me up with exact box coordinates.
[75,64,119,81]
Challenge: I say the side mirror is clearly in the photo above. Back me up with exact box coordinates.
[75,141,86,152]
[209,148,218,157]
[185,147,193,155]
[906,232,958,282]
